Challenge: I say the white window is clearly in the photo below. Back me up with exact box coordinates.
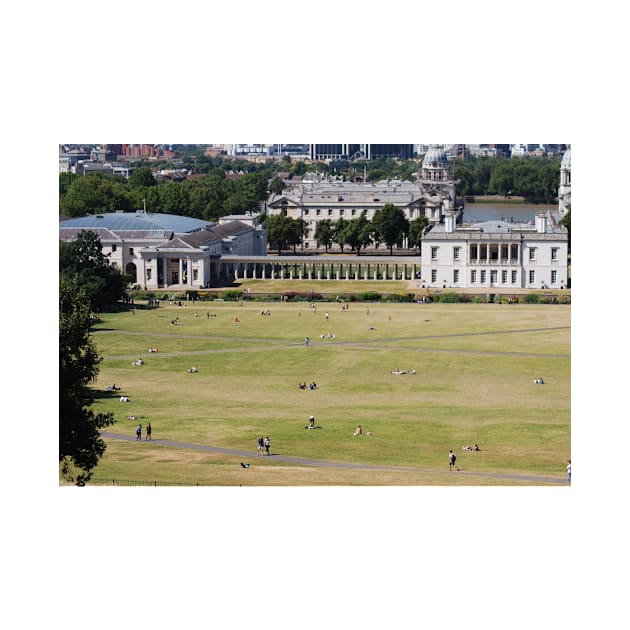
[529,247,537,261]
[471,269,477,283]
[490,270,498,284]
[551,270,557,284]
[129,247,134,255]
[551,247,558,261]
[431,269,437,283]
[511,270,518,284]
[453,269,459,283]
[453,246,461,261]
[481,270,487,283]
[146,268,152,280]
[431,246,439,261]
[529,270,536,284]
[501,270,508,284]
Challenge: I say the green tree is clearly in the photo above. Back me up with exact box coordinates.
[265,214,292,254]
[60,231,129,310]
[269,176,285,195]
[59,274,115,485]
[287,218,307,253]
[60,173,136,217]
[342,212,372,254]
[59,172,77,198]
[372,204,409,254]
[128,166,156,188]
[334,217,349,252]
[408,216,430,252]
[314,219,334,253]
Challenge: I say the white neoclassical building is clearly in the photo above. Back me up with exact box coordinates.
[266,146,460,250]
[59,211,267,289]
[420,212,569,290]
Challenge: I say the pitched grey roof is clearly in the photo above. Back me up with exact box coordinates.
[59,211,213,234]
[59,227,122,242]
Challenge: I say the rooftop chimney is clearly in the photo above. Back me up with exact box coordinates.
[444,212,456,233]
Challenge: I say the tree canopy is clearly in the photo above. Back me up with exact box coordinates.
[59,274,115,485]
[454,156,560,200]
[59,230,129,311]
[372,204,410,255]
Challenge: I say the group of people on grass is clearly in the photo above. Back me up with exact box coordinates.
[298,382,317,390]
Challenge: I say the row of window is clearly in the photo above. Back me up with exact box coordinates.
[300,207,423,218]
[430,246,560,262]
[429,269,562,285]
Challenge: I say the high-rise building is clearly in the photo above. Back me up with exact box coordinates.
[309,144,414,161]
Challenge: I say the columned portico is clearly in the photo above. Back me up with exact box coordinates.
[217,255,420,283]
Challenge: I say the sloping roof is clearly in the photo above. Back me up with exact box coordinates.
[59,211,213,234]
[59,227,122,242]
[178,221,252,247]
[153,236,196,250]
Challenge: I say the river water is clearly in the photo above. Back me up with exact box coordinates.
[460,202,557,224]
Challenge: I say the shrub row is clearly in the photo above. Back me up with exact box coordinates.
[127,288,570,305]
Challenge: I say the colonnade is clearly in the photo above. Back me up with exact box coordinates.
[223,259,420,282]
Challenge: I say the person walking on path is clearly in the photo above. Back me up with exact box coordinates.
[257,435,264,455]
[136,424,142,441]
[264,436,270,456]
[146,422,152,441]
[567,460,571,484]
[449,449,457,470]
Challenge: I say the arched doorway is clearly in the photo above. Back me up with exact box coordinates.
[126,262,137,284]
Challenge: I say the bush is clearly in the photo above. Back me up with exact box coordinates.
[436,292,460,303]
[471,295,489,303]
[222,290,243,301]
[282,291,323,301]
[384,293,416,303]
[524,293,540,304]
[358,291,382,302]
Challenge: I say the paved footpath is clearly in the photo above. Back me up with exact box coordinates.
[101,431,566,485]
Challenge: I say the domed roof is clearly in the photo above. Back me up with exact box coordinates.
[561,148,571,169]
[422,146,448,168]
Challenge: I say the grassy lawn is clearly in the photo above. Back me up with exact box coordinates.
[73,298,570,486]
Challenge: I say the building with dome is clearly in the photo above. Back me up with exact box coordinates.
[266,149,460,250]
[59,210,267,289]
[559,148,571,216]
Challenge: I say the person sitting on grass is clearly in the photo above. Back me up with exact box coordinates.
[354,425,363,436]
